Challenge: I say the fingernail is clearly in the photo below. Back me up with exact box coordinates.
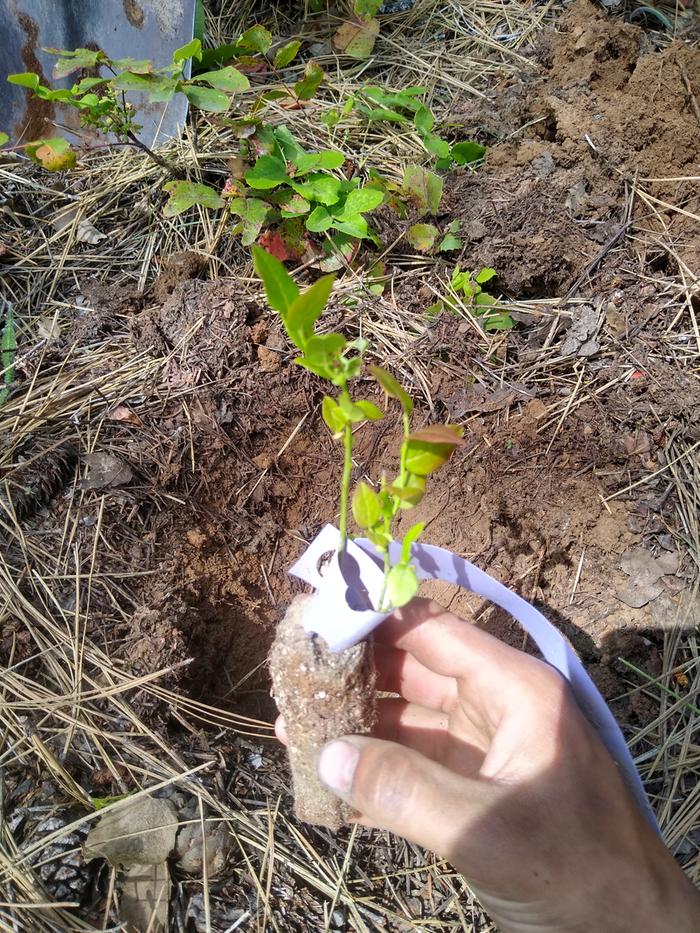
[318,740,359,795]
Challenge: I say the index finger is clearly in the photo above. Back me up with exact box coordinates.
[375,598,553,725]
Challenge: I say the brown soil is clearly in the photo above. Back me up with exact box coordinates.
[448,0,700,295]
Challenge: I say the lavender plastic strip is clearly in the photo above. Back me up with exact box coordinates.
[289,524,658,830]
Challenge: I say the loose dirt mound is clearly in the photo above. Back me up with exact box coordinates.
[449,0,700,294]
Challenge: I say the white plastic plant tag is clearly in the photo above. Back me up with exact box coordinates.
[289,524,658,831]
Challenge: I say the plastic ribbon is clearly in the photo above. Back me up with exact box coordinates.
[289,524,658,831]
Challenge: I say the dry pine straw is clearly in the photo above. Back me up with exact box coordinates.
[1,0,699,930]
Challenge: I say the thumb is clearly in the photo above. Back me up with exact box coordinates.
[318,735,486,857]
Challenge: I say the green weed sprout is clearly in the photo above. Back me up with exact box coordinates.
[252,246,464,609]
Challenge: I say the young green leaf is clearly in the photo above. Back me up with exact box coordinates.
[292,174,342,206]
[173,38,203,63]
[401,521,425,564]
[182,85,230,112]
[286,274,335,346]
[387,472,425,508]
[195,66,249,92]
[352,481,382,530]
[338,187,384,216]
[305,205,334,232]
[475,267,497,285]
[407,223,438,253]
[331,216,369,239]
[438,222,461,252]
[450,140,486,165]
[245,155,289,190]
[0,132,8,146]
[402,425,464,476]
[8,72,40,90]
[162,181,225,217]
[385,562,419,608]
[252,246,300,314]
[413,104,434,134]
[294,61,324,100]
[423,134,451,160]
[274,40,302,69]
[322,396,348,435]
[294,150,345,174]
[369,365,413,414]
[355,400,383,420]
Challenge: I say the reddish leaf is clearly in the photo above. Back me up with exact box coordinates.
[258,225,308,262]
[407,424,465,446]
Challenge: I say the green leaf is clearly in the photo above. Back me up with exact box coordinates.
[294,61,324,100]
[195,66,249,92]
[388,473,425,508]
[245,155,289,190]
[402,164,443,216]
[423,134,451,160]
[339,187,383,216]
[355,400,383,420]
[274,40,302,69]
[331,216,368,239]
[0,132,8,146]
[352,481,382,530]
[354,0,383,14]
[1,303,17,407]
[236,25,272,55]
[252,246,300,314]
[286,274,335,346]
[183,84,230,112]
[475,267,497,284]
[407,223,438,253]
[369,365,413,414]
[305,205,334,232]
[322,396,347,435]
[7,72,40,90]
[228,196,271,245]
[438,229,461,252]
[360,106,411,124]
[294,150,345,174]
[26,137,76,171]
[413,104,434,134]
[482,312,514,331]
[162,181,225,217]
[403,425,464,476]
[297,333,347,378]
[385,563,419,609]
[292,174,342,206]
[401,521,425,564]
[450,140,486,165]
[338,393,371,423]
[173,38,203,63]
[72,76,109,93]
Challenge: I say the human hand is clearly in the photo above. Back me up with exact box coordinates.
[276,598,700,933]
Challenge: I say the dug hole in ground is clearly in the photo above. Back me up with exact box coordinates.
[0,0,699,929]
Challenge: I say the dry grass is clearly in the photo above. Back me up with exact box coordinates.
[1,0,699,930]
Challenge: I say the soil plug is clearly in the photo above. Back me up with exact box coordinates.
[269,594,377,830]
